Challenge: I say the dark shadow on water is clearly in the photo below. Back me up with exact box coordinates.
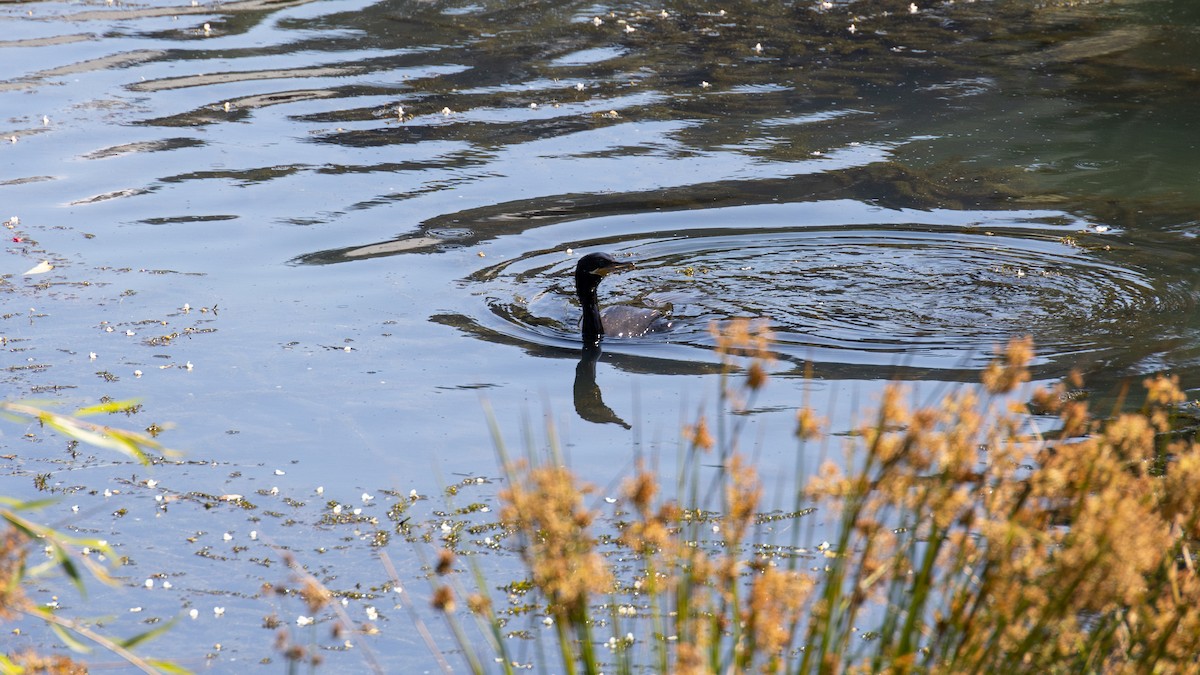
[428,311,1098,385]
[574,345,630,430]
[429,311,721,377]
[289,162,1029,266]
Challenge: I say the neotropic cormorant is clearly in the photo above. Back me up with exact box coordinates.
[575,252,670,346]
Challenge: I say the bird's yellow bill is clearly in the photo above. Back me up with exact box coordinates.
[594,261,635,276]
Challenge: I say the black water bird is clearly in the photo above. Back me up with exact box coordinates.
[575,252,669,346]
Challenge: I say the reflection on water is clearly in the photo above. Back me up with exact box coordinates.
[574,346,631,429]
[3,0,1200,669]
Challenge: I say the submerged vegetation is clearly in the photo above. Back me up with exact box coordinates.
[423,323,1200,673]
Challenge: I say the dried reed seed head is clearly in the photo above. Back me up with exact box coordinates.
[1053,492,1168,611]
[466,592,491,614]
[500,464,597,526]
[719,456,762,551]
[871,432,909,466]
[435,548,455,576]
[805,460,850,500]
[746,361,768,390]
[1160,449,1200,529]
[931,485,974,530]
[684,416,714,451]
[745,567,815,655]
[1144,373,1186,406]
[533,547,611,616]
[299,576,332,613]
[659,501,682,523]
[0,527,29,620]
[284,644,307,662]
[795,407,824,440]
[622,468,659,513]
[1030,385,1064,413]
[1060,400,1090,437]
[718,557,744,586]
[1004,334,1034,365]
[709,317,774,359]
[1103,413,1156,462]
[498,462,612,614]
[1067,369,1084,389]
[432,584,455,612]
[878,383,910,426]
[907,406,941,444]
[1150,408,1173,434]
[675,642,706,675]
[687,549,715,578]
[982,335,1034,394]
[9,650,88,675]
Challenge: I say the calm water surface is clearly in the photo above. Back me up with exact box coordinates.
[2,0,1199,668]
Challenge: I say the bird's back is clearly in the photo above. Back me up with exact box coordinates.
[601,305,671,338]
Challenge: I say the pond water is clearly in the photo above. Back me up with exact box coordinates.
[2,0,1199,669]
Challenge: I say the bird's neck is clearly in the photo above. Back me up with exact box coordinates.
[578,283,604,345]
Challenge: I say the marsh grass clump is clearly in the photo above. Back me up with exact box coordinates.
[427,328,1200,673]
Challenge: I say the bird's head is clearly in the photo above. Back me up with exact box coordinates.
[575,252,635,284]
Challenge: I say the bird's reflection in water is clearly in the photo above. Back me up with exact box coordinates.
[573,346,630,430]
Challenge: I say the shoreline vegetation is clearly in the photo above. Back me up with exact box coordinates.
[5,324,1200,673]
[433,324,1200,674]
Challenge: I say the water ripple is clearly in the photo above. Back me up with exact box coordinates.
[463,207,1195,374]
